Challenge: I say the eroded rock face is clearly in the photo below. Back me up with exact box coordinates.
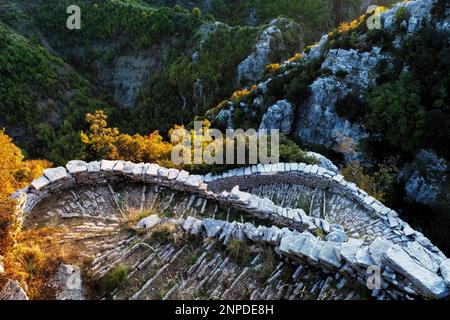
[0,280,29,300]
[398,150,449,210]
[382,0,435,35]
[237,18,303,84]
[259,99,294,134]
[95,49,161,108]
[295,47,385,161]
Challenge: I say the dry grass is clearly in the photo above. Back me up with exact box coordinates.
[1,227,77,299]
[121,209,155,232]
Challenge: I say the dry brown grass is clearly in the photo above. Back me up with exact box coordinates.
[2,227,77,299]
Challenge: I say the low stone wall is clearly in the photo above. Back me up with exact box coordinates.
[11,159,450,299]
[179,215,450,300]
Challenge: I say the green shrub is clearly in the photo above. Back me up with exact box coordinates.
[335,94,366,123]
[226,239,253,266]
[96,265,130,294]
[366,75,426,152]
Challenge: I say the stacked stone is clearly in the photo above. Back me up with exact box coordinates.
[206,162,442,253]
[175,216,450,300]
[13,159,450,299]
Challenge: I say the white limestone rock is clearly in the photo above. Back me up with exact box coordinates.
[305,152,338,172]
[137,215,161,229]
[340,238,364,264]
[325,229,347,243]
[31,176,51,191]
[203,219,227,238]
[167,168,180,180]
[145,164,160,181]
[100,160,117,172]
[237,18,303,83]
[355,247,374,268]
[44,167,70,183]
[368,238,393,266]
[87,161,101,173]
[52,264,85,300]
[439,259,450,288]
[384,245,449,299]
[66,160,88,174]
[259,100,294,134]
[184,175,204,188]
[319,241,343,268]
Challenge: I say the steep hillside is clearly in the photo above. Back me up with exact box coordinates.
[202,0,450,252]
[144,0,398,36]
[0,20,115,164]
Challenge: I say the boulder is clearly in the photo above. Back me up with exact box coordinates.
[44,167,70,183]
[184,175,204,188]
[203,219,227,238]
[31,176,51,191]
[340,238,364,264]
[319,241,343,268]
[137,215,161,229]
[259,100,294,134]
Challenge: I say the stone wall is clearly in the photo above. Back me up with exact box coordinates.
[11,159,450,299]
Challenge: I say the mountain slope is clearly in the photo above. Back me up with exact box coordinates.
[0,21,115,164]
[202,0,450,252]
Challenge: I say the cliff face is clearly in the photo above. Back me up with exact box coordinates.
[294,47,384,161]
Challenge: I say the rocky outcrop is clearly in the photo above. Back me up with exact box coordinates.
[94,48,163,108]
[295,47,384,161]
[237,18,303,84]
[398,150,449,210]
[382,0,435,35]
[0,280,29,300]
[259,99,294,134]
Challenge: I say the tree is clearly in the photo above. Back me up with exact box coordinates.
[0,130,50,256]
[192,7,202,18]
[366,75,426,152]
[81,110,173,165]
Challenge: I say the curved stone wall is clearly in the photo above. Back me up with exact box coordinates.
[11,160,450,299]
